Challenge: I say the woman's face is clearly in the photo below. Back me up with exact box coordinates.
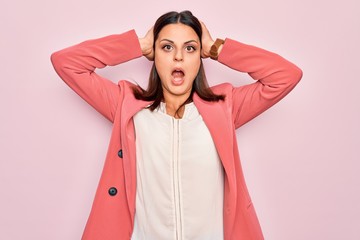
[154,23,201,102]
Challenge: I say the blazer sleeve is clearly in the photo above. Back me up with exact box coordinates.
[218,38,303,129]
[50,30,143,122]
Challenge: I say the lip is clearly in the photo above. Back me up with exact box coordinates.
[172,67,185,74]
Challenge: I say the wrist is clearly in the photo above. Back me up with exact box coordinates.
[210,38,225,60]
[138,38,153,60]
[138,38,148,55]
[217,42,224,57]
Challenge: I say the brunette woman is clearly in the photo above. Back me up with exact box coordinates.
[51,10,302,240]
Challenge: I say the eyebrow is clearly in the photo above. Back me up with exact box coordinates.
[160,39,199,44]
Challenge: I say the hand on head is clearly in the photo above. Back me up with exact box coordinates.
[139,14,221,61]
[140,20,216,61]
[200,21,215,59]
[139,26,154,61]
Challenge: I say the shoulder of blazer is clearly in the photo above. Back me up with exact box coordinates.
[209,83,235,109]
[210,82,233,93]
[116,80,152,118]
[117,79,138,93]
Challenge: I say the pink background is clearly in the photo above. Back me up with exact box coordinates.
[1,0,359,239]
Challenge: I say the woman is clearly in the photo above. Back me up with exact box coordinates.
[51,10,302,240]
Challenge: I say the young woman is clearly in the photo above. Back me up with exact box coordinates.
[51,10,302,240]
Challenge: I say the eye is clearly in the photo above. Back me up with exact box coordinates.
[162,44,173,51]
[185,45,196,52]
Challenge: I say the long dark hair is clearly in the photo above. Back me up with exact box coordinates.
[133,10,224,114]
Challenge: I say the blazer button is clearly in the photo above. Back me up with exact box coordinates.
[118,149,123,158]
[108,187,117,196]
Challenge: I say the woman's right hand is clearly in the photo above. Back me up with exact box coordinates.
[139,27,154,61]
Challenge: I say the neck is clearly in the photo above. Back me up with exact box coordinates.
[163,92,192,119]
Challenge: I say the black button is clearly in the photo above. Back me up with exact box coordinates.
[108,187,117,196]
[118,149,123,158]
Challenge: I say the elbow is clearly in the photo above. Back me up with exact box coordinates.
[50,46,72,69]
[50,50,72,76]
[286,64,303,89]
[50,50,70,81]
[50,51,63,69]
[294,65,303,84]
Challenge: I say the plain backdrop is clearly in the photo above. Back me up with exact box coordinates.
[1,0,359,239]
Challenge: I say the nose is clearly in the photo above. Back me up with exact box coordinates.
[174,50,183,62]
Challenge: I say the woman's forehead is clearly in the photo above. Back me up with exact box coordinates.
[157,23,199,43]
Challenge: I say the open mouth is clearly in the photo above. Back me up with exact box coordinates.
[171,69,185,85]
[172,69,185,78]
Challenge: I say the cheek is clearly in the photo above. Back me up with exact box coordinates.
[154,56,169,78]
[186,58,201,77]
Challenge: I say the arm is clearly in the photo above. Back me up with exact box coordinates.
[50,30,143,122]
[218,39,302,128]
[200,22,302,128]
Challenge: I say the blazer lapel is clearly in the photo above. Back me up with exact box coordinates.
[119,87,151,223]
[193,93,237,230]
[193,94,236,184]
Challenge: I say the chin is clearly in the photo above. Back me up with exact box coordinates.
[166,86,192,97]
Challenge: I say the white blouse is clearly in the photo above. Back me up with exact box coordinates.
[131,102,225,240]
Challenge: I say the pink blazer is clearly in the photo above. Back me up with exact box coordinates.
[51,30,302,240]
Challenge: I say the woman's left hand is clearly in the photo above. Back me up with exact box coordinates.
[200,22,214,58]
